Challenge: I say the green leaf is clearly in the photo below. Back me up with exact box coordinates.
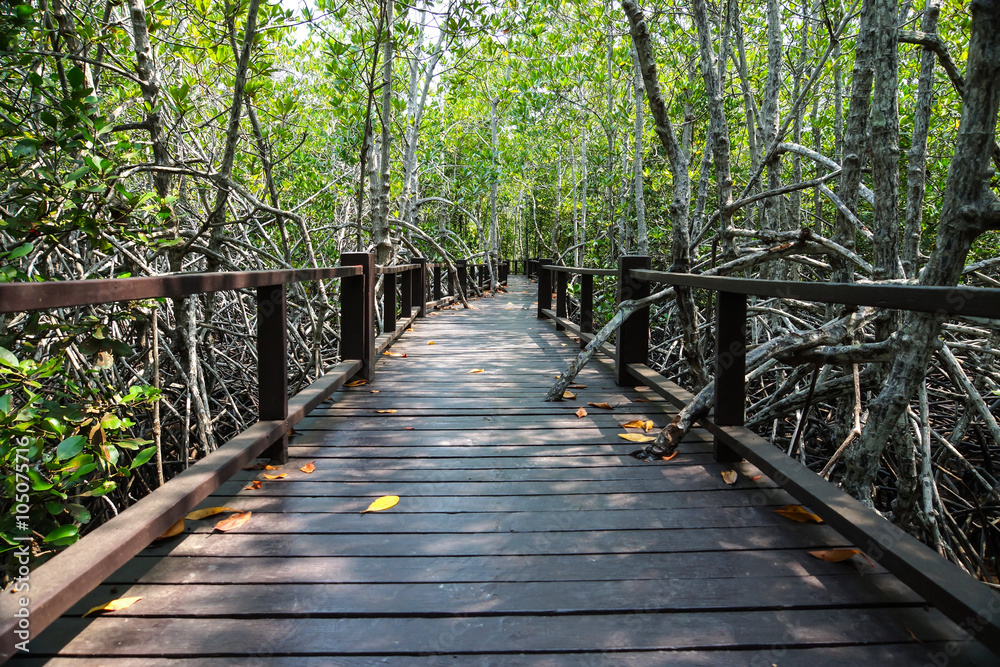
[56,435,86,461]
[130,445,157,469]
[0,394,10,416]
[42,524,78,543]
[9,242,32,259]
[46,501,65,515]
[66,66,85,89]
[0,347,18,368]
[66,503,91,523]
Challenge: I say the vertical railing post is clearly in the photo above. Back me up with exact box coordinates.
[580,274,594,349]
[413,257,427,317]
[714,291,746,462]
[457,260,468,299]
[615,255,650,386]
[257,283,288,463]
[383,271,396,334]
[400,266,413,320]
[537,257,552,318]
[555,269,568,331]
[340,252,375,382]
[433,264,443,300]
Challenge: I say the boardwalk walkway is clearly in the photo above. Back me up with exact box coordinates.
[22,277,990,664]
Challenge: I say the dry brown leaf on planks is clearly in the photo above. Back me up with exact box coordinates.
[82,597,142,618]
[215,511,252,532]
[562,391,577,400]
[375,409,397,413]
[361,495,399,514]
[588,402,613,410]
[619,433,656,443]
[575,407,588,418]
[345,379,368,387]
[721,470,738,485]
[263,473,287,480]
[156,518,185,540]
[244,480,262,490]
[568,384,587,389]
[774,505,824,523]
[632,397,649,403]
[370,389,380,393]
[808,548,873,565]
[186,507,239,521]
[300,461,316,474]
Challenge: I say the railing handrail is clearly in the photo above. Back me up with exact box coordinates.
[0,266,363,314]
[540,263,1000,319]
[375,262,421,275]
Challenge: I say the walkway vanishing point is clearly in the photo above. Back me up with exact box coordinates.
[15,275,998,665]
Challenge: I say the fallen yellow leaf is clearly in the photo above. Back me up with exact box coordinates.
[263,473,287,480]
[375,409,397,413]
[384,351,404,357]
[264,464,281,470]
[662,451,678,461]
[370,390,380,393]
[774,505,824,524]
[588,402,613,410]
[83,596,142,618]
[622,420,648,430]
[244,480,262,490]
[214,511,252,532]
[575,407,588,418]
[808,548,872,564]
[345,379,368,387]
[156,518,185,540]
[362,495,400,514]
[619,433,656,443]
[186,507,240,521]
[467,369,485,374]
[721,470,738,485]
[563,391,577,400]
[300,461,316,474]
[427,341,435,345]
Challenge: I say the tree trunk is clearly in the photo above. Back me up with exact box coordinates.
[902,0,940,278]
[374,0,393,266]
[631,44,648,255]
[842,0,1000,503]
[622,0,708,389]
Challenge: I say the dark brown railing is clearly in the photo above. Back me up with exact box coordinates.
[534,256,1000,656]
[0,252,476,659]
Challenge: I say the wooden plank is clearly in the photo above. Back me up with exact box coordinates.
[31,608,974,656]
[12,643,995,666]
[97,548,883,585]
[198,488,795,513]
[141,525,848,558]
[67,573,923,617]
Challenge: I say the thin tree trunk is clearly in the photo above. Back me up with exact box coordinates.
[902,0,940,278]
[631,44,648,255]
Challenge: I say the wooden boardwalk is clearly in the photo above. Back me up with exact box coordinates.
[21,277,992,665]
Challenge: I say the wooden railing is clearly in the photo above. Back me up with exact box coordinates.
[0,252,472,659]
[534,256,1000,655]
